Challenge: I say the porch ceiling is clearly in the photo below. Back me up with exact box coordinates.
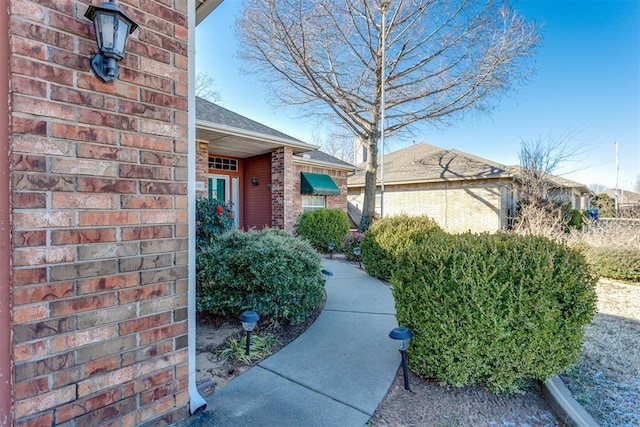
[197,126,316,159]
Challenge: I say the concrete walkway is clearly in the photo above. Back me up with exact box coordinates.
[181,259,400,426]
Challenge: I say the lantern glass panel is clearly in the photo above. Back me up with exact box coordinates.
[97,12,116,50]
[113,17,131,57]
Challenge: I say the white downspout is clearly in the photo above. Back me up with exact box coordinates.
[187,0,207,415]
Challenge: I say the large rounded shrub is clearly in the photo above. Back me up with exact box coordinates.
[583,247,640,282]
[296,208,350,252]
[360,214,442,281]
[392,232,597,392]
[196,228,324,324]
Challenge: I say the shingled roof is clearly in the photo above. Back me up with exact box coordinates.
[348,143,511,186]
[196,97,302,144]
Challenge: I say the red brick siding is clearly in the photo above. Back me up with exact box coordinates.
[293,163,349,220]
[9,0,189,425]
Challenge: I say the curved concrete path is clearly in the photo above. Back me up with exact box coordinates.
[182,259,400,426]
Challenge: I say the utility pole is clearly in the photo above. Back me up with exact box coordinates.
[615,141,619,218]
[379,0,389,218]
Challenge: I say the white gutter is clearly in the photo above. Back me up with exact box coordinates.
[187,0,207,415]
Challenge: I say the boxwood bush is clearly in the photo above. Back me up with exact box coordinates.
[360,214,442,281]
[296,208,350,252]
[196,228,324,324]
[583,247,640,282]
[392,232,597,392]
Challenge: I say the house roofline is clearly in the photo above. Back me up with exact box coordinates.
[196,119,319,153]
[293,156,356,172]
[347,174,514,188]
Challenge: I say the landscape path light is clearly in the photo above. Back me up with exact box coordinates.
[240,311,259,355]
[85,0,138,82]
[353,246,361,268]
[389,326,413,390]
[328,242,335,259]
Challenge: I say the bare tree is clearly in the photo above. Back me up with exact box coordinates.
[237,0,539,229]
[589,183,609,193]
[195,72,221,103]
[514,130,585,236]
[311,129,356,165]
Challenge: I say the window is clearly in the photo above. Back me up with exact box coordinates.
[209,157,238,171]
[302,195,325,211]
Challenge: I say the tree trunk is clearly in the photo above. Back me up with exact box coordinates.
[360,134,379,231]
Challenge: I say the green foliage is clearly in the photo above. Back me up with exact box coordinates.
[591,193,615,218]
[392,232,597,392]
[360,215,442,281]
[583,247,640,282]
[296,208,350,252]
[342,232,364,261]
[196,197,234,248]
[217,333,280,364]
[358,213,376,233]
[567,209,584,230]
[196,228,324,324]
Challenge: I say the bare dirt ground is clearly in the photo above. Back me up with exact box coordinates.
[195,271,637,427]
[560,280,640,427]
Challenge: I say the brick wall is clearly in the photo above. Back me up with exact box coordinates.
[347,179,510,233]
[293,163,348,219]
[9,0,190,425]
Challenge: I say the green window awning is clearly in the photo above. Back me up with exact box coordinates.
[300,172,340,195]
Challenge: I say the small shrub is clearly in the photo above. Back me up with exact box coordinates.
[196,197,234,248]
[360,215,442,281]
[217,333,280,364]
[392,232,597,392]
[196,228,324,324]
[583,247,640,282]
[342,232,364,261]
[296,208,350,252]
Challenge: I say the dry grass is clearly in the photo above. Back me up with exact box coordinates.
[567,219,640,250]
[560,280,640,426]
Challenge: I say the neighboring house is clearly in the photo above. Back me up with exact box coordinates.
[195,97,355,230]
[347,143,591,233]
[603,188,640,214]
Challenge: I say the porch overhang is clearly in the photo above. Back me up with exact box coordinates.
[301,172,340,195]
[196,0,224,25]
[196,120,318,159]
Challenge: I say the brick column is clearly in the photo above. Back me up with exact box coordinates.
[9,1,190,425]
[271,147,295,229]
[0,0,12,424]
[196,140,209,198]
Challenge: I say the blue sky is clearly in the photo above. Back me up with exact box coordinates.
[196,0,640,191]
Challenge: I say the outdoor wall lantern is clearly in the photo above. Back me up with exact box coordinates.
[251,176,259,186]
[240,310,260,355]
[85,0,138,83]
[328,242,335,259]
[353,246,361,268]
[389,327,413,390]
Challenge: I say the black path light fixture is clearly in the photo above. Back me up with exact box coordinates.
[328,242,335,259]
[239,310,260,355]
[85,0,138,83]
[389,327,413,391]
[353,246,361,268]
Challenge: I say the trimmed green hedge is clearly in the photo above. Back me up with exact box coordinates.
[360,215,442,281]
[584,247,640,282]
[392,232,597,392]
[196,228,324,324]
[296,208,350,252]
